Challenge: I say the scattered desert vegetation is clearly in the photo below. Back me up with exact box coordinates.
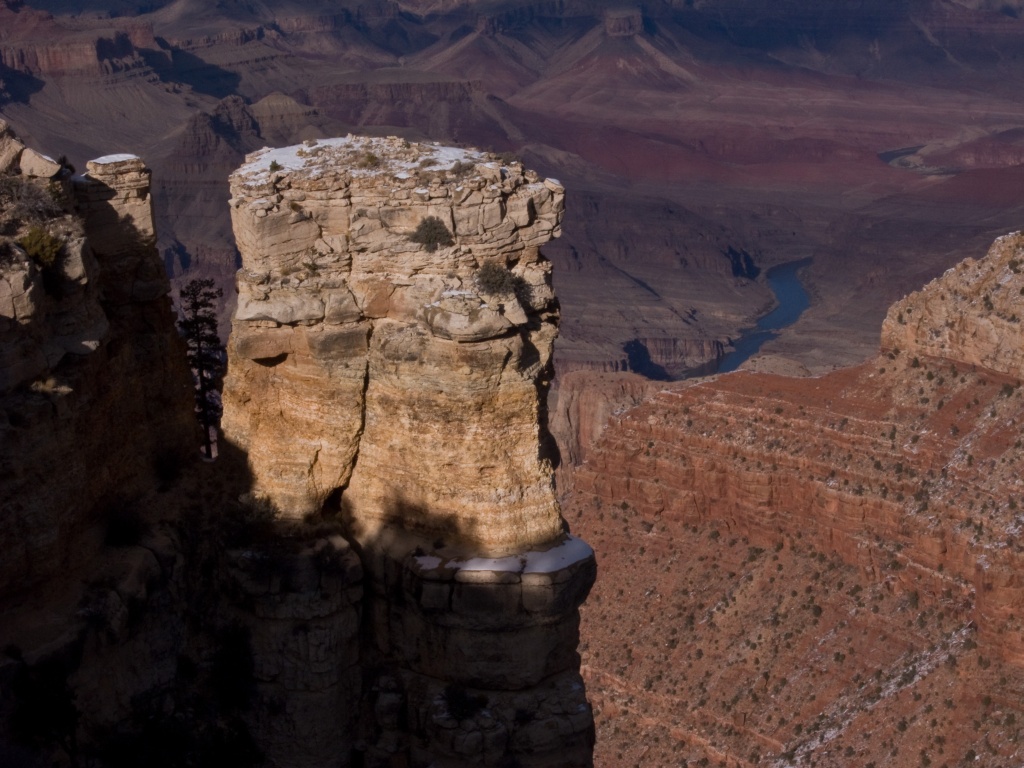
[569,335,1024,766]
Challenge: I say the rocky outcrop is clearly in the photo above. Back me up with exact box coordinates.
[881,230,1024,378]
[550,370,655,468]
[0,125,195,599]
[221,136,595,766]
[0,131,594,768]
[0,1,153,81]
[76,155,171,305]
[604,8,643,37]
[222,136,566,548]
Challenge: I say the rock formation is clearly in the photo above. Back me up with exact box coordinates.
[0,127,594,768]
[564,232,1024,765]
[222,136,566,549]
[0,120,195,598]
[16,0,1024,383]
[881,231,1024,377]
[221,136,596,766]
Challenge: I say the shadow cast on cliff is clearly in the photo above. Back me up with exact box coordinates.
[2,397,594,767]
[142,42,242,100]
[330,485,482,560]
[0,63,43,107]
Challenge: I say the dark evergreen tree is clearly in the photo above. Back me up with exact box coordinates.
[178,278,225,459]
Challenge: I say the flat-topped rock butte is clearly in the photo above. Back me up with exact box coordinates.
[222,135,571,556]
[218,135,596,766]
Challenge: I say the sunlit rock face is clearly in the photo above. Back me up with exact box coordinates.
[881,230,1024,378]
[222,135,568,554]
[222,137,596,767]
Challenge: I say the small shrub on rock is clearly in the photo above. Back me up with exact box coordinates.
[18,225,63,269]
[475,260,530,302]
[0,176,62,233]
[410,215,454,252]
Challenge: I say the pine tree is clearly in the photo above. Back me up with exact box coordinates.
[178,278,225,459]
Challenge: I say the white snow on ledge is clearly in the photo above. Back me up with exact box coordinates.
[235,135,494,183]
[91,153,141,165]
[421,535,594,575]
[524,536,594,574]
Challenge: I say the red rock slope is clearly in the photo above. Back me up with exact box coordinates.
[566,232,1024,766]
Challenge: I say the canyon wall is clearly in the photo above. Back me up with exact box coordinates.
[0,125,593,768]
[17,0,1024,383]
[575,234,1024,660]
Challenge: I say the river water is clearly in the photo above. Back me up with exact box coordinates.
[688,258,812,377]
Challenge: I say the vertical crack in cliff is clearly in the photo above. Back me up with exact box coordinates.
[350,319,373,485]
[328,319,374,526]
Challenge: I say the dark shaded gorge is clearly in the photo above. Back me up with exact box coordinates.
[683,257,812,378]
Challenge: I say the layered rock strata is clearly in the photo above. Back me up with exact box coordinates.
[566,232,1024,763]
[576,236,1024,662]
[0,125,194,597]
[222,136,566,551]
[221,136,596,766]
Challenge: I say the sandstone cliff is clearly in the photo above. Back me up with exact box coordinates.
[220,136,596,766]
[222,135,568,551]
[565,232,1024,765]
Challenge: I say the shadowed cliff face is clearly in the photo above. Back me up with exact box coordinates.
[0,127,196,600]
[563,232,1024,766]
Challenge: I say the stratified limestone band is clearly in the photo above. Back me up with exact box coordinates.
[221,136,568,555]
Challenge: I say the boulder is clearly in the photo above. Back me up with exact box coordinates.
[19,147,61,178]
